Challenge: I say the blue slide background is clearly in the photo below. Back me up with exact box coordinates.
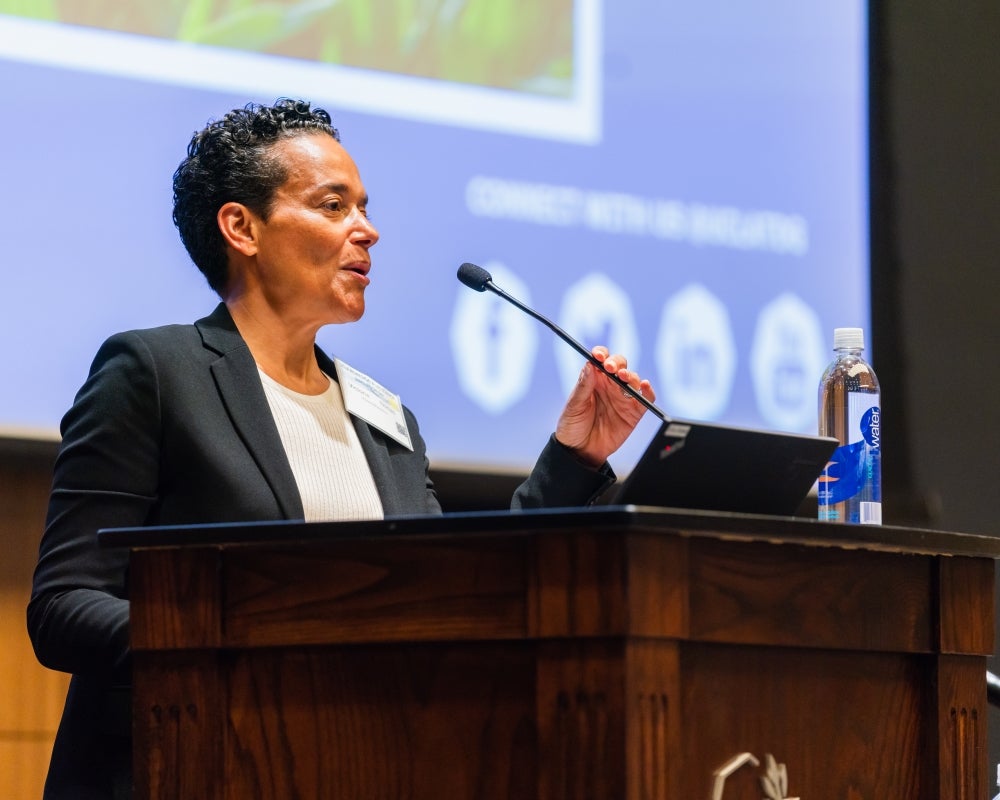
[0,2,867,473]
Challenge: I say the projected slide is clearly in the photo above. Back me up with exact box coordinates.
[0,0,600,142]
[0,2,868,474]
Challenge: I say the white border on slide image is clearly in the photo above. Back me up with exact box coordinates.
[0,4,602,144]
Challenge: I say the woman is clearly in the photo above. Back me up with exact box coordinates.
[28,99,655,798]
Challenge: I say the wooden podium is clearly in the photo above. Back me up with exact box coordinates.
[100,508,1000,799]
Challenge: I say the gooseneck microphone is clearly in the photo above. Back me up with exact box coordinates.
[456,262,668,421]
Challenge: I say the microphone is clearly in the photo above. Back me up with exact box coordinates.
[456,262,668,421]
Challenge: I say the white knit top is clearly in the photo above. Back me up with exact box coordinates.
[258,369,384,522]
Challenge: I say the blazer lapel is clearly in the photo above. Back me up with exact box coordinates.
[196,304,304,520]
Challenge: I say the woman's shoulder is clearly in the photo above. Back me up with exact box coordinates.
[99,322,202,358]
[99,304,237,358]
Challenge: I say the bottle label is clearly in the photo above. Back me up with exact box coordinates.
[818,393,881,523]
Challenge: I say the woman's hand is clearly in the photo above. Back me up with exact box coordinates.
[554,346,656,468]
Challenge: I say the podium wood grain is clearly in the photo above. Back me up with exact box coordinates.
[120,511,996,799]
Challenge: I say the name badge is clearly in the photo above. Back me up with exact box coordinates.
[334,358,413,451]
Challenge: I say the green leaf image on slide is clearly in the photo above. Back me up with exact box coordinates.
[0,0,58,18]
[1,0,576,97]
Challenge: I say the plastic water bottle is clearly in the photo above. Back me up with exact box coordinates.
[817,327,881,524]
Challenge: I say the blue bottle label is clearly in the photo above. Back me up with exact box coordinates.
[818,394,881,524]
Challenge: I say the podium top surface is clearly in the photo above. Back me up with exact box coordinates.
[98,505,1000,560]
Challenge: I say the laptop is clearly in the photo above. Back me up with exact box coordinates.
[612,418,839,516]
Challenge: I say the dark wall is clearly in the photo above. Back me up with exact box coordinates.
[878,0,1000,779]
[878,1,1000,534]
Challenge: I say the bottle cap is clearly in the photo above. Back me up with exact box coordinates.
[833,327,864,350]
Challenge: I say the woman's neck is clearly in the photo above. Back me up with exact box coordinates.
[226,299,330,395]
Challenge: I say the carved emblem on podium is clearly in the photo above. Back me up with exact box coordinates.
[711,752,800,800]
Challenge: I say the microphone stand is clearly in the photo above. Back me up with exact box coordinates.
[481,277,670,422]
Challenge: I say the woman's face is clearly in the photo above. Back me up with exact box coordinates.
[238,133,380,328]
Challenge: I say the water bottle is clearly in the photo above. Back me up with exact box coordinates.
[817,327,881,524]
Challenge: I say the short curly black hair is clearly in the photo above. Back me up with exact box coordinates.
[172,99,339,295]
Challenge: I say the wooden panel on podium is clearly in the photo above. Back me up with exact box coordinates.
[107,509,999,799]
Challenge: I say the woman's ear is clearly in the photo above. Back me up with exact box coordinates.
[217,202,259,256]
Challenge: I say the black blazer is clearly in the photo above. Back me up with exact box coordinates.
[28,303,613,799]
